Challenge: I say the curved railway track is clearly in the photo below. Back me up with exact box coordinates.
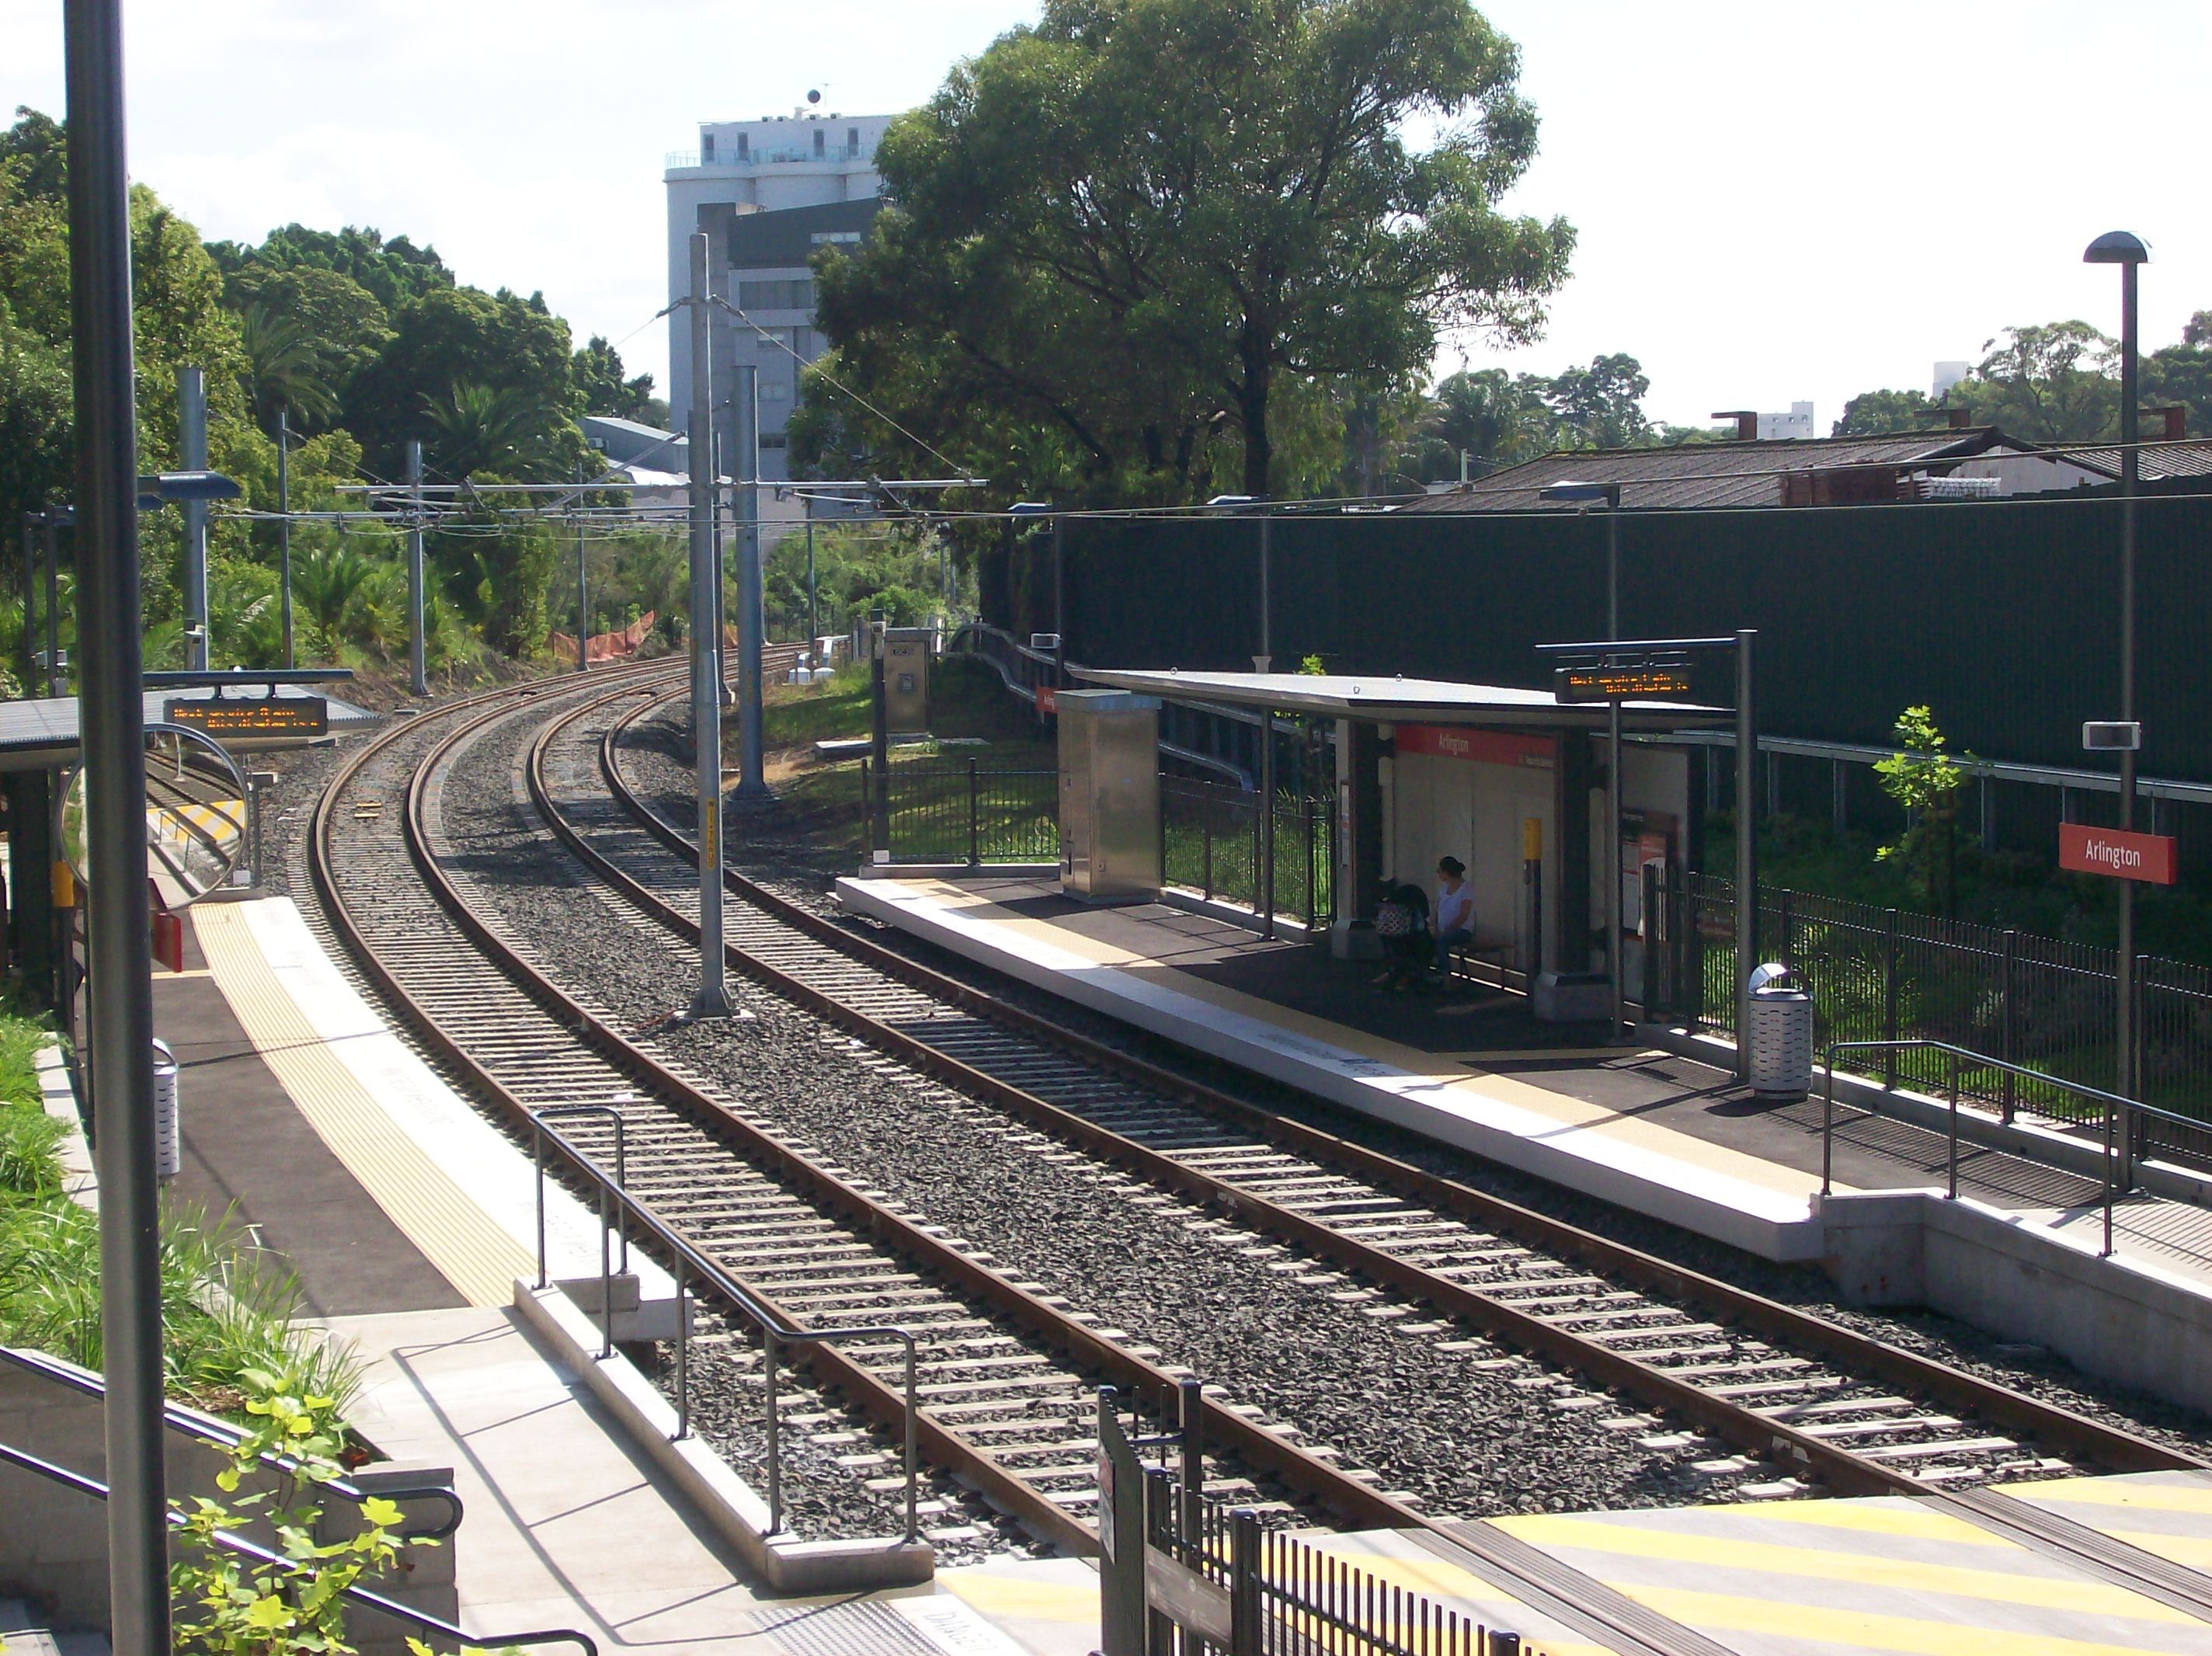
[312,663,1431,1566]
[306,663,2212,1652]
[555,684,2206,1515]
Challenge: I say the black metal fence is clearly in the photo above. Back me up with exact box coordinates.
[1162,775,1335,931]
[1652,871,2212,1161]
[861,758,1059,865]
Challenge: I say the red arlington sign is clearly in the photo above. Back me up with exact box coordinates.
[2059,823,2178,885]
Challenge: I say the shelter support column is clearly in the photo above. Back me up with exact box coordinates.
[4,771,54,1004]
[1554,729,1593,972]
[1329,719,1385,958]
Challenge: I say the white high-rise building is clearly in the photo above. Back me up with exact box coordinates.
[1758,402,1815,441]
[665,108,897,480]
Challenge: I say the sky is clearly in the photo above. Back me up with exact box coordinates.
[5,1,2208,433]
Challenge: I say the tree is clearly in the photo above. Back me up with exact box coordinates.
[222,262,393,405]
[346,285,579,477]
[814,0,1574,503]
[207,223,452,313]
[1942,322,2117,444]
[572,335,665,426]
[2142,334,2212,440]
[1831,388,1936,437]
[420,381,563,480]
[1873,705,1969,915]
[1416,366,1550,478]
[1542,352,1648,450]
[235,300,338,433]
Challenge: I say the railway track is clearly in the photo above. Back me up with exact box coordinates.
[556,684,2207,1515]
[313,663,1428,1564]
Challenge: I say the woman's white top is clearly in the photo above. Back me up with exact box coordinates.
[1435,880,1476,935]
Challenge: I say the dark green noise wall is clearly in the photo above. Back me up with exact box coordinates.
[1003,490,2212,781]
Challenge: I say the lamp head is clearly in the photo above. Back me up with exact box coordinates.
[2083,230,2151,266]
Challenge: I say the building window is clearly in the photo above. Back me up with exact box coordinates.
[736,279,816,311]
[809,230,861,246]
[736,133,749,160]
[847,127,859,155]
[702,134,715,161]
[813,128,826,158]
[762,381,789,402]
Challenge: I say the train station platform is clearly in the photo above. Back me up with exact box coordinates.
[837,875,2212,1414]
[1313,1470,2212,1654]
[167,895,675,1317]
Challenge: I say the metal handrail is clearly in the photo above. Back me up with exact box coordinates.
[0,1346,463,1541]
[1820,1037,2207,1258]
[527,1118,923,1543]
[534,1105,631,1360]
[0,1437,593,1655]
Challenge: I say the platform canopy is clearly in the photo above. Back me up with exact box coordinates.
[1072,668,1727,732]
[0,688,379,773]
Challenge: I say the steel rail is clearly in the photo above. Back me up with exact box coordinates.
[509,685,1435,1547]
[312,666,1115,1557]
[581,685,2204,1498]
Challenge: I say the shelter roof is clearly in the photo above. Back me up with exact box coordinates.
[0,689,377,774]
[1073,669,1726,732]
[1399,427,2024,513]
[2060,438,2212,482]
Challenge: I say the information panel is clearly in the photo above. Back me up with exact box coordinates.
[163,695,329,739]
[1553,665,1694,703]
[2059,823,2178,885]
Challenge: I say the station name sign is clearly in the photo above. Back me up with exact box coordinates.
[163,695,329,739]
[2059,823,2177,885]
[1553,665,1694,703]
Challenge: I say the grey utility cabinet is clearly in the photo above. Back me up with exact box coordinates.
[1058,690,1162,902]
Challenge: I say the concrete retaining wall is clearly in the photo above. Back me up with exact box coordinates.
[0,1352,457,1654]
[1820,1191,2212,1417]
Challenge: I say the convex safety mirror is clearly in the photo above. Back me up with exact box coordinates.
[62,720,249,910]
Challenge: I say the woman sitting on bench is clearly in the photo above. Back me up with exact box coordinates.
[1431,856,1475,979]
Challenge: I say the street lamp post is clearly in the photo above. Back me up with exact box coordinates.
[2085,229,2150,1102]
[1543,482,1626,1038]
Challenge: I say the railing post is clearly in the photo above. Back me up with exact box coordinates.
[1946,1046,1960,1200]
[968,757,981,868]
[2002,928,2019,1125]
[673,1254,690,1441]
[1229,1508,1261,1656]
[1883,908,1901,1088]
[1202,796,1214,901]
[533,1122,549,1290]
[1821,1049,1835,1197]
[1178,1375,1204,1553]
[858,755,870,853]
[763,1330,781,1536]
[1305,793,1318,934]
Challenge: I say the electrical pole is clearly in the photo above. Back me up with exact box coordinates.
[278,409,294,669]
[65,0,171,1644]
[575,459,588,673]
[735,362,767,795]
[685,230,730,1018]
[805,503,817,657]
[405,440,426,696]
[178,364,208,670]
[43,513,64,697]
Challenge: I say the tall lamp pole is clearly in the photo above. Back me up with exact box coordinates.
[2085,229,2150,1102]
[63,1,168,1643]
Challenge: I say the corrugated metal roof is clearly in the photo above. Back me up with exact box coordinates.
[1399,428,2015,513]
[2059,439,2212,482]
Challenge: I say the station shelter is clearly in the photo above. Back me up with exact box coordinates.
[1075,670,1726,1007]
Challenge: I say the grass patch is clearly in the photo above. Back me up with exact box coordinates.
[0,1010,359,1419]
[764,655,1056,754]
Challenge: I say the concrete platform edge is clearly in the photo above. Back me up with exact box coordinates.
[509,1282,936,1595]
[33,1044,95,1213]
[838,876,1824,1263]
[1818,1188,2212,1414]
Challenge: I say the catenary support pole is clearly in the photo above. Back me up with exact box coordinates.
[1605,503,1622,1038]
[1734,629,1758,1080]
[405,440,426,695]
[804,506,817,657]
[575,460,588,673]
[685,231,729,1018]
[734,363,767,795]
[1256,513,1271,671]
[43,513,63,697]
[2117,258,2140,1104]
[64,1,171,1645]
[277,409,294,669]
[178,365,208,670]
[17,515,34,689]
